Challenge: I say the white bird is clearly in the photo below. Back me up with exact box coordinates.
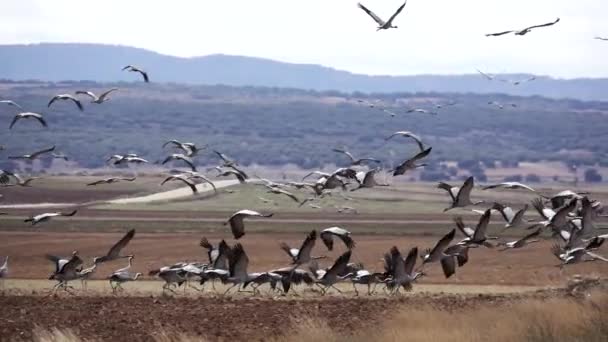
[9,112,47,129]
[0,100,23,109]
[161,174,200,194]
[456,209,495,248]
[351,169,389,191]
[392,147,432,176]
[47,251,83,293]
[385,131,425,151]
[52,153,69,161]
[77,263,97,291]
[483,182,537,193]
[0,170,17,185]
[419,229,458,278]
[48,94,83,111]
[500,76,536,86]
[266,186,300,203]
[93,229,136,264]
[357,1,408,31]
[530,198,578,237]
[316,250,352,295]
[488,101,517,110]
[24,209,78,225]
[491,203,530,231]
[108,256,141,293]
[0,256,8,290]
[199,238,228,267]
[108,270,142,293]
[114,156,149,165]
[332,148,381,166]
[106,154,139,165]
[476,69,495,81]
[385,246,423,293]
[222,243,254,295]
[162,154,197,172]
[440,176,483,212]
[356,99,398,117]
[543,190,587,209]
[406,108,438,115]
[486,18,560,36]
[163,140,202,157]
[320,227,356,251]
[75,88,118,104]
[8,145,55,161]
[224,209,274,239]
[552,244,608,266]
[122,65,149,82]
[497,228,542,251]
[216,168,248,183]
[87,177,136,186]
[1,172,39,187]
[279,230,323,265]
[347,269,384,296]
[149,266,187,293]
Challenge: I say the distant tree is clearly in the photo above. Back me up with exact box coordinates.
[584,168,603,183]
[525,174,541,183]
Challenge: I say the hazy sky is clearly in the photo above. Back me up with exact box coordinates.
[1,0,607,78]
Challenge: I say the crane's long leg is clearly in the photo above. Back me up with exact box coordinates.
[223,284,238,296]
[237,284,253,294]
[352,282,359,296]
[188,282,204,292]
[330,285,343,294]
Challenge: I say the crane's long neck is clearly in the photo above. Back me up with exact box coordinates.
[1,256,7,268]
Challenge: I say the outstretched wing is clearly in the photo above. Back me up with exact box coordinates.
[296,230,317,263]
[403,246,418,275]
[357,3,386,26]
[98,88,118,101]
[455,176,474,203]
[332,148,356,163]
[386,1,407,25]
[522,18,560,31]
[486,30,514,37]
[30,145,56,159]
[411,147,432,162]
[75,91,97,100]
[106,229,136,259]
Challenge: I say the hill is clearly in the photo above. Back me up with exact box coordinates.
[1,81,607,178]
[0,43,607,101]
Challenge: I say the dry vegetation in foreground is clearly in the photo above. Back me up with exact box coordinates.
[30,292,608,342]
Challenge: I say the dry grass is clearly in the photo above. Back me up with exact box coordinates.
[29,292,608,342]
[276,292,608,342]
[31,326,90,342]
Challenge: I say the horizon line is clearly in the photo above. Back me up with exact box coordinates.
[2,41,606,81]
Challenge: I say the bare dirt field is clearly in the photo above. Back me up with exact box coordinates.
[2,178,608,341]
[0,292,542,342]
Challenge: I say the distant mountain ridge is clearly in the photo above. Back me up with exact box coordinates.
[0,43,607,101]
